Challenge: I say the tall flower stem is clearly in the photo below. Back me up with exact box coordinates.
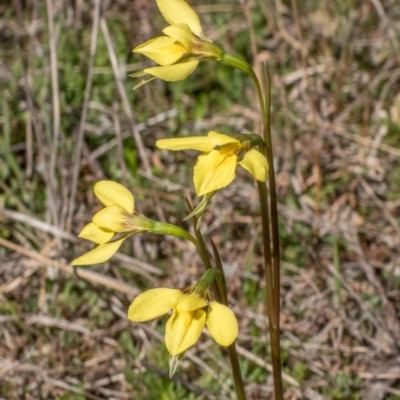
[250,67,284,399]
[260,65,281,299]
[184,198,246,400]
[222,53,283,398]
[195,229,246,400]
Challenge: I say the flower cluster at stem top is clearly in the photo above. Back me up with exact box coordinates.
[131,0,225,86]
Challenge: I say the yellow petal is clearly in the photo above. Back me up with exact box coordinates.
[238,148,269,182]
[176,294,207,311]
[156,0,203,37]
[156,136,213,152]
[128,288,181,322]
[206,301,238,346]
[134,36,186,66]
[71,238,125,266]
[144,60,199,81]
[92,205,129,233]
[163,24,194,51]
[208,131,240,146]
[94,181,134,213]
[165,308,206,355]
[194,150,237,196]
[77,222,114,244]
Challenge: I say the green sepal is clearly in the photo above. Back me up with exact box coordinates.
[132,75,156,90]
[195,268,219,290]
[183,191,216,229]
[169,352,185,378]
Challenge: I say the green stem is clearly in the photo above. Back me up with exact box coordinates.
[151,221,197,246]
[210,238,228,305]
[227,344,246,400]
[198,232,245,400]
[209,240,246,400]
[262,65,281,300]
[251,67,284,399]
[257,182,276,326]
[184,198,246,400]
[221,53,254,76]
[222,54,283,398]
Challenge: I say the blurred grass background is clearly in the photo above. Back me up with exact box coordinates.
[1,0,400,399]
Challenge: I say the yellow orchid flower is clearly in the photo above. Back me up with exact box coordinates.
[71,181,151,266]
[156,131,269,196]
[132,0,224,85]
[128,287,238,356]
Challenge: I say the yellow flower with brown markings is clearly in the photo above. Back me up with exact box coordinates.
[156,131,269,196]
[132,0,223,86]
[128,287,238,356]
[71,181,151,266]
